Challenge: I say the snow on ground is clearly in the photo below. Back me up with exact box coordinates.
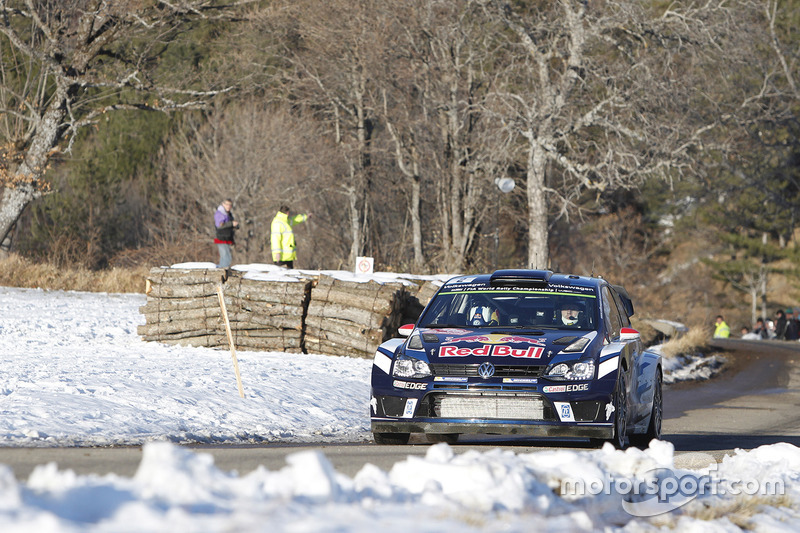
[0,286,372,446]
[658,350,727,385]
[1,283,799,531]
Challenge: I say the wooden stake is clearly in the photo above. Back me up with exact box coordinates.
[217,285,245,398]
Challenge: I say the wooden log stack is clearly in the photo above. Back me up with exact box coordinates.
[305,274,411,358]
[138,267,311,352]
[401,279,442,325]
[139,267,444,358]
[138,267,229,347]
[222,271,310,353]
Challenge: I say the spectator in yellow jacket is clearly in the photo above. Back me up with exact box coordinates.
[271,205,309,269]
[713,315,730,339]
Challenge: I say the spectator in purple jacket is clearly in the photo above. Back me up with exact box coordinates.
[214,199,238,268]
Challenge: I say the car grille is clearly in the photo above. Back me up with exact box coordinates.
[430,364,545,378]
[431,392,546,420]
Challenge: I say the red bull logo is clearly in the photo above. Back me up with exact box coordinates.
[442,333,546,346]
[439,345,544,358]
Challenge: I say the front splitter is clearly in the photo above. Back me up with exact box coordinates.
[371,419,614,439]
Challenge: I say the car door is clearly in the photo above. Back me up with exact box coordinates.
[613,288,659,427]
[608,286,649,423]
[601,286,642,424]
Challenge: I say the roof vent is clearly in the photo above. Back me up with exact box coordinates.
[490,269,553,288]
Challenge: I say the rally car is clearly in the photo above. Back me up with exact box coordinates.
[370,269,662,448]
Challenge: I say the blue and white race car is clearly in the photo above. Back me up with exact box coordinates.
[370,269,662,448]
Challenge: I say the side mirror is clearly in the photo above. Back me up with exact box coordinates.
[398,324,415,337]
[620,327,640,341]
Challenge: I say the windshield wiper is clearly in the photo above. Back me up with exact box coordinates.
[497,325,556,331]
[492,329,547,335]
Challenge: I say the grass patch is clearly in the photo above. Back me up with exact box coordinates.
[684,493,793,528]
[0,253,148,294]
[657,326,711,359]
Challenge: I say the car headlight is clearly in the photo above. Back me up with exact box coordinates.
[392,353,432,379]
[562,337,590,353]
[546,360,595,381]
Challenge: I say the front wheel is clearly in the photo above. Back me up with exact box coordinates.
[373,432,410,445]
[630,371,662,449]
[610,372,628,449]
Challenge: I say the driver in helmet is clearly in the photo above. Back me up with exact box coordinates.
[558,301,584,327]
[469,305,500,327]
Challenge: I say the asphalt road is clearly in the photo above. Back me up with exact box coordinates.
[2,338,799,480]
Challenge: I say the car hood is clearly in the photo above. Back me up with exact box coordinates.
[412,327,599,364]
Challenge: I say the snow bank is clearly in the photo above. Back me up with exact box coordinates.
[2,440,799,532]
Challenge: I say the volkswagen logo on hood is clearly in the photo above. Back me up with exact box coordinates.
[477,362,495,379]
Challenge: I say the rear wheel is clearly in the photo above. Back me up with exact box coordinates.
[373,432,410,445]
[630,372,662,449]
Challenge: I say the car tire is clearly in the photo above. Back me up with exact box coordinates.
[630,371,663,449]
[373,432,410,445]
[611,372,628,449]
[427,433,459,444]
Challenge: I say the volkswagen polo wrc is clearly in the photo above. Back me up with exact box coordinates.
[370,269,662,448]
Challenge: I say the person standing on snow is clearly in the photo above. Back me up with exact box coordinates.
[214,198,239,268]
[713,315,730,339]
[270,205,309,269]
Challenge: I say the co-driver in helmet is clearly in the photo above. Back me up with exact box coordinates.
[558,301,584,327]
[468,304,500,327]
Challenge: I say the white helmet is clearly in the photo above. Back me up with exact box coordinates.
[469,306,498,326]
[559,303,583,326]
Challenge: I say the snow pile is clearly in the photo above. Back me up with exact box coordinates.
[0,286,372,446]
[175,261,453,286]
[0,440,798,532]
[660,351,726,385]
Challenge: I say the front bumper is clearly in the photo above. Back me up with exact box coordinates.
[371,419,614,439]
[370,387,616,440]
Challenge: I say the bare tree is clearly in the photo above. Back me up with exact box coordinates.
[252,0,391,268]
[382,88,425,271]
[156,101,344,267]
[378,0,511,272]
[735,0,800,247]
[761,0,799,101]
[0,0,250,255]
[486,0,751,268]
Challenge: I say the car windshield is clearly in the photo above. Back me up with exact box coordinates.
[419,289,598,331]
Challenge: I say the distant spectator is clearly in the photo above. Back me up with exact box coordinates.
[741,326,760,340]
[775,309,788,339]
[753,318,770,339]
[713,315,730,339]
[270,205,309,269]
[786,309,799,341]
[214,198,239,268]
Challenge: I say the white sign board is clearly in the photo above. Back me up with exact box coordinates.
[355,256,374,275]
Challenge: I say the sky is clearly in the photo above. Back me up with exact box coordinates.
[0,267,798,532]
